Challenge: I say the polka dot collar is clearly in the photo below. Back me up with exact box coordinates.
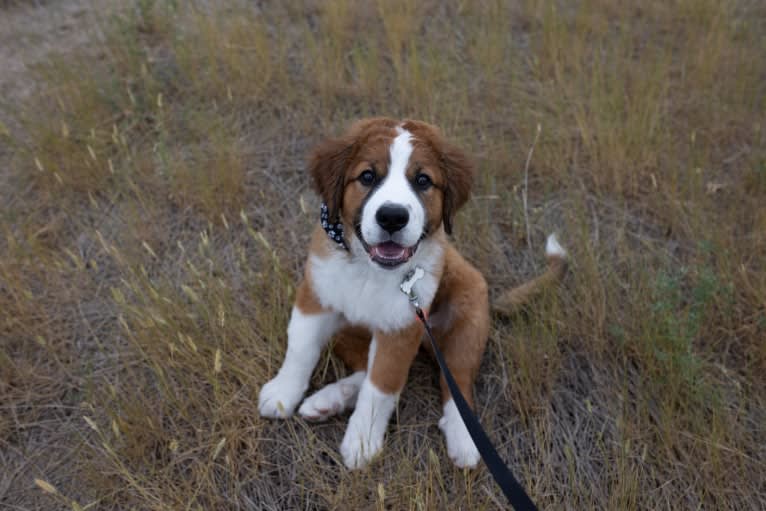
[320,203,349,251]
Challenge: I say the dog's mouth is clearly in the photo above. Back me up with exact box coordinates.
[368,241,417,268]
[354,223,422,269]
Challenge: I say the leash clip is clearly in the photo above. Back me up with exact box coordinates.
[400,266,425,309]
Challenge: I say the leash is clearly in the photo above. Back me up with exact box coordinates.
[401,269,539,511]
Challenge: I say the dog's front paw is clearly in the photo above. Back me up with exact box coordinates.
[340,420,384,469]
[439,401,480,468]
[258,374,305,418]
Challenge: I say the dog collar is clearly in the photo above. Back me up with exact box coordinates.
[320,203,349,251]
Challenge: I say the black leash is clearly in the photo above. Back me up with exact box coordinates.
[400,270,538,511]
[415,308,538,511]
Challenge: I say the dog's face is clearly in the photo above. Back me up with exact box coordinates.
[309,118,474,269]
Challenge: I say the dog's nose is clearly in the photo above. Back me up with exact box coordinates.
[376,204,409,234]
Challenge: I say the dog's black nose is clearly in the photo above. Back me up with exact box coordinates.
[376,204,409,233]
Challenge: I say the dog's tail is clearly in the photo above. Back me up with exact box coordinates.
[493,234,568,315]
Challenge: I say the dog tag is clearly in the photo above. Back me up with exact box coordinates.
[400,266,425,299]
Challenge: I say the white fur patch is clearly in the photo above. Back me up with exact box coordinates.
[360,129,425,248]
[439,398,480,468]
[340,377,397,469]
[545,233,566,258]
[258,308,341,418]
[367,337,378,371]
[309,238,442,333]
[298,370,365,421]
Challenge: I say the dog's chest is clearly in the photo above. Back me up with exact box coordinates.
[308,246,442,333]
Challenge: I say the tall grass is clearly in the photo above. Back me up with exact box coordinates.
[1,0,764,509]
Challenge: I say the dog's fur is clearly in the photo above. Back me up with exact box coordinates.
[258,118,566,469]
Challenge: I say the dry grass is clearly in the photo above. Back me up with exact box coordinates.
[1,0,765,509]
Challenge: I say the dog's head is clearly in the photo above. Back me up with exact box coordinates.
[309,118,474,269]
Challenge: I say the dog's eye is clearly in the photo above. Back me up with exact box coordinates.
[414,173,432,190]
[359,169,376,186]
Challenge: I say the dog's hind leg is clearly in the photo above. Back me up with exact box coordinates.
[298,326,371,421]
[331,325,371,372]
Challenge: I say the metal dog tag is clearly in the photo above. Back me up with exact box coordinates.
[400,266,425,304]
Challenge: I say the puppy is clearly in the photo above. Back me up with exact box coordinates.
[258,118,566,469]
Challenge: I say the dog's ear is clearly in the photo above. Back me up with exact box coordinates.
[402,120,474,234]
[309,118,398,220]
[438,139,474,235]
[308,135,355,221]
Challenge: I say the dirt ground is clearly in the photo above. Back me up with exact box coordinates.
[1,2,100,100]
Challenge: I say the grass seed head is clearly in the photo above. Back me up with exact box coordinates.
[34,479,58,495]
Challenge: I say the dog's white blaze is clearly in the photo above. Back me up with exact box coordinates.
[360,129,425,248]
[309,237,442,332]
[258,307,341,418]
[340,370,398,469]
[439,398,480,468]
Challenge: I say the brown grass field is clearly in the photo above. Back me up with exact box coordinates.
[1,0,765,509]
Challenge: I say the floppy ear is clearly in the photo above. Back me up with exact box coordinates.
[308,118,397,220]
[438,139,474,235]
[402,119,475,235]
[308,136,355,221]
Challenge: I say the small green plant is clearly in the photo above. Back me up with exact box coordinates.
[649,266,710,392]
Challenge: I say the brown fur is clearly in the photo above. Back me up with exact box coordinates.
[294,228,337,314]
[368,321,425,394]
[331,326,372,372]
[294,266,326,315]
[428,245,490,406]
[303,118,564,412]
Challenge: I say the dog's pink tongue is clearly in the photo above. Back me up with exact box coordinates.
[372,241,407,259]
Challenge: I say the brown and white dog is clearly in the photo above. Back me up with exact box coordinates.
[258,118,566,469]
